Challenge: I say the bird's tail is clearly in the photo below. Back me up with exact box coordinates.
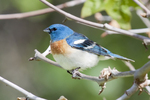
[110,53,135,62]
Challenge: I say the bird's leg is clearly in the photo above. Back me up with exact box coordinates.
[67,67,81,79]
[67,70,72,75]
[67,67,81,74]
[74,67,81,71]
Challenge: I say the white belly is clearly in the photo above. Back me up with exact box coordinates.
[53,48,99,70]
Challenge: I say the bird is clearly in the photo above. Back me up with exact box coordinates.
[43,24,134,71]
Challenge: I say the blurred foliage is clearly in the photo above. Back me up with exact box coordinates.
[81,0,140,29]
[12,0,52,21]
[12,0,47,12]
[0,0,149,100]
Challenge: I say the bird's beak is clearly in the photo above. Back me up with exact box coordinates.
[43,27,50,33]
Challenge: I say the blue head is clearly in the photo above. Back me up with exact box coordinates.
[44,24,74,42]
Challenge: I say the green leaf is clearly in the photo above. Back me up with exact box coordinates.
[81,0,104,18]
[105,0,132,29]
[81,0,140,29]
[128,0,141,8]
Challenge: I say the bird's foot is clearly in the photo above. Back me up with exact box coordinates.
[67,67,81,79]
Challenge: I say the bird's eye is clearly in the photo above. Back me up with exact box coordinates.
[53,28,57,31]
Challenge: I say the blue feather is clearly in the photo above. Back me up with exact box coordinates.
[66,32,134,62]
[109,53,135,62]
[66,32,111,56]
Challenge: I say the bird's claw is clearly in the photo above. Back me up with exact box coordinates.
[67,67,81,79]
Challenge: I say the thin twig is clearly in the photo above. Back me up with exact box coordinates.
[0,76,46,100]
[123,61,135,71]
[29,45,62,68]
[0,0,85,20]
[105,28,150,35]
[33,49,62,68]
[40,0,150,45]
[134,0,150,18]
[41,45,51,56]
[136,10,150,28]
[136,9,150,48]
[104,24,150,44]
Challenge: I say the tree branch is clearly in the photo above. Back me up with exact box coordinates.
[29,45,62,68]
[117,83,139,100]
[123,61,135,71]
[123,58,150,94]
[134,61,150,82]
[117,61,150,99]
[104,28,150,35]
[0,76,46,100]
[33,49,62,68]
[40,0,150,45]
[117,79,150,100]
[136,10,150,28]
[0,0,85,20]
[134,0,150,18]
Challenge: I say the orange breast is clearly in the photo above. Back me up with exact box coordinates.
[50,39,71,55]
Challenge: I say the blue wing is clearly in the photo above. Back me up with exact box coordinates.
[66,32,134,62]
[66,32,111,57]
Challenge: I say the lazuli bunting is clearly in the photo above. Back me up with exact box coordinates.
[44,24,134,70]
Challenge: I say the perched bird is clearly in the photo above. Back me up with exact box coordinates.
[44,24,134,71]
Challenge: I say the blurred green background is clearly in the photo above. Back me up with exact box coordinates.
[0,0,150,100]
